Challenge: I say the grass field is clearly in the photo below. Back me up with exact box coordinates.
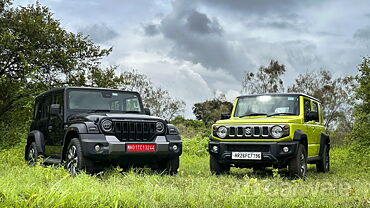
[0,137,369,207]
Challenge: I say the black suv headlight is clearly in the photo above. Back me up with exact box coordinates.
[101,119,113,133]
[156,121,165,133]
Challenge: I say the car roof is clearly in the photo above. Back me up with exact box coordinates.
[237,93,321,103]
[35,87,140,99]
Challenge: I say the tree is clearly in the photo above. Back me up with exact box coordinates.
[287,70,356,131]
[349,57,370,147]
[0,1,111,117]
[242,60,286,94]
[192,94,233,126]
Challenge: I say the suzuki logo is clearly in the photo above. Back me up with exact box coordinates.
[245,127,251,135]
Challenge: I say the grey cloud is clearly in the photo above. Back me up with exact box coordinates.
[154,1,254,79]
[201,0,308,15]
[78,23,119,43]
[354,26,370,40]
[143,24,160,36]
[186,10,222,34]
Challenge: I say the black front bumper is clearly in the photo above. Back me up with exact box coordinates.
[79,134,182,163]
[208,140,299,167]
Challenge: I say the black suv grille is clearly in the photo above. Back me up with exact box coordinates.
[113,120,157,142]
[227,145,270,152]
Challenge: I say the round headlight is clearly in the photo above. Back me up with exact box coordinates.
[101,120,113,132]
[216,126,227,138]
[271,125,283,138]
[156,122,165,133]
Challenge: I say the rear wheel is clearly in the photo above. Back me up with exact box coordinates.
[288,144,307,179]
[65,138,94,176]
[26,142,39,166]
[316,144,330,173]
[156,156,180,175]
[210,155,230,175]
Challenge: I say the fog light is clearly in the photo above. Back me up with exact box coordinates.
[283,146,289,153]
[212,146,219,153]
[172,144,178,151]
[94,144,102,152]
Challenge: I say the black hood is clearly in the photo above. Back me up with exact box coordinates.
[68,112,164,123]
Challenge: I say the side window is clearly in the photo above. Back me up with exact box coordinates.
[304,99,311,122]
[34,101,41,120]
[54,93,64,115]
[41,96,52,119]
[312,101,319,122]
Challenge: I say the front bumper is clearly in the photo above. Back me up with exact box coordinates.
[79,134,182,162]
[208,141,299,167]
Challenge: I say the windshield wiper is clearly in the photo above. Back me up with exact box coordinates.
[267,112,296,117]
[122,111,141,114]
[87,110,111,113]
[239,113,267,117]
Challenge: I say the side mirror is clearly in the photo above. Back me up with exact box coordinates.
[307,111,318,121]
[220,113,230,120]
[50,104,60,116]
[144,108,151,116]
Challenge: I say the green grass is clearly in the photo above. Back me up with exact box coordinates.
[0,138,369,208]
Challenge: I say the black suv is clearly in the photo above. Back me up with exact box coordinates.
[25,87,182,175]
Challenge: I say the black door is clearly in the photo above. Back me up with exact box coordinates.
[38,95,52,156]
[47,92,65,157]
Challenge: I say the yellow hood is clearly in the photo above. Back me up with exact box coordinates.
[215,116,302,125]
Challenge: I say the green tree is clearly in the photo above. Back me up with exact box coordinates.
[350,57,370,147]
[287,70,356,131]
[192,94,233,126]
[242,60,286,94]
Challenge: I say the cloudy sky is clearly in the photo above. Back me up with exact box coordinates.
[17,0,370,117]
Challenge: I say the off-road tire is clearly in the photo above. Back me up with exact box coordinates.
[26,142,40,166]
[156,156,180,175]
[288,144,307,179]
[65,138,94,176]
[210,155,230,175]
[316,144,330,173]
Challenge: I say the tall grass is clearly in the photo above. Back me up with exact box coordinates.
[0,137,369,207]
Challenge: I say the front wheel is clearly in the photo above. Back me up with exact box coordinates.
[156,156,180,175]
[210,155,230,175]
[316,144,330,173]
[65,138,94,176]
[288,144,307,179]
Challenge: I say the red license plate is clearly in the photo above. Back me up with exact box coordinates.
[127,144,156,152]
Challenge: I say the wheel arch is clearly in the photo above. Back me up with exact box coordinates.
[293,129,308,152]
[319,132,330,158]
[25,130,45,160]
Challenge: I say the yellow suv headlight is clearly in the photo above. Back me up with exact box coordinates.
[271,125,283,138]
[216,126,227,138]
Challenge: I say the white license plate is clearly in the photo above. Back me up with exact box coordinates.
[232,152,262,160]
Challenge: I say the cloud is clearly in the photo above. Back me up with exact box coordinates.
[354,26,370,40]
[78,24,119,43]
[147,0,255,79]
[143,24,160,36]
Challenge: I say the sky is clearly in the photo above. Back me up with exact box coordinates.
[16,0,370,118]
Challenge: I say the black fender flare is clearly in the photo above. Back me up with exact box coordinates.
[25,130,45,159]
[293,129,308,151]
[62,123,87,146]
[166,124,182,141]
[319,133,330,158]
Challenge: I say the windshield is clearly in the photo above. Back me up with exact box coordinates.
[234,95,299,117]
[67,89,142,113]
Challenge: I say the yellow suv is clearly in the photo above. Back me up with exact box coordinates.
[209,93,330,179]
